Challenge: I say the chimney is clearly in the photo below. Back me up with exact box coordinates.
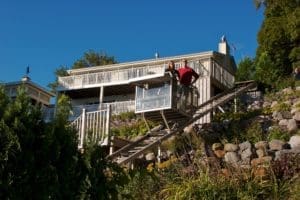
[218,35,230,55]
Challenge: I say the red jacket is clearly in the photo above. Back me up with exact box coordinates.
[178,66,199,86]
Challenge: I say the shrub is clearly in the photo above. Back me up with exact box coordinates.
[271,102,291,112]
[267,126,290,142]
[243,121,265,143]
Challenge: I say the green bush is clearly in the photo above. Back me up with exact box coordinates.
[267,126,290,142]
[111,119,156,139]
[271,102,291,112]
[243,121,265,143]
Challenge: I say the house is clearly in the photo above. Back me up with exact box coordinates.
[56,38,237,149]
[3,75,55,107]
[3,75,55,121]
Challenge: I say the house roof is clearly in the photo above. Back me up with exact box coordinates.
[3,77,55,97]
[67,51,215,75]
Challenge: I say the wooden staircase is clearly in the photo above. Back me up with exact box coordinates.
[107,81,256,165]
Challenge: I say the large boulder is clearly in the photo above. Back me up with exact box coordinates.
[269,139,286,151]
[289,135,300,149]
[287,119,298,132]
[224,152,240,165]
[224,143,239,152]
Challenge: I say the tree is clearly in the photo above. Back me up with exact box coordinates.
[235,57,256,81]
[48,65,68,92]
[0,87,127,199]
[255,0,300,78]
[255,51,279,89]
[72,50,117,69]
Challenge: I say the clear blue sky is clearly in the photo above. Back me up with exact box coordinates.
[0,0,264,89]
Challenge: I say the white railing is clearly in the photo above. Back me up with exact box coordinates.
[135,83,172,113]
[42,100,135,122]
[72,107,110,149]
[58,64,166,90]
[69,100,135,120]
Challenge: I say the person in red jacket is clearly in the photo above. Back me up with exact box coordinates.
[177,59,199,109]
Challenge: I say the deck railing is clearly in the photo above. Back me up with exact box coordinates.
[43,100,135,122]
[72,107,110,149]
[58,64,166,90]
[70,100,135,120]
[135,83,172,113]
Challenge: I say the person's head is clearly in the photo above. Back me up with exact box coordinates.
[182,59,188,67]
[168,61,175,70]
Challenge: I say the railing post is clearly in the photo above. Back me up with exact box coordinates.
[80,108,86,148]
[157,145,161,164]
[105,105,113,155]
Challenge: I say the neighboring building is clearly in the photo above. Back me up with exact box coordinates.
[56,38,237,148]
[3,75,55,121]
[3,75,55,106]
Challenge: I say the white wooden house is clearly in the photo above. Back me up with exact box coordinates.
[56,38,236,148]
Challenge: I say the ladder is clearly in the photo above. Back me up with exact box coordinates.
[107,81,256,165]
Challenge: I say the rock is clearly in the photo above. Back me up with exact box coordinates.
[269,139,285,151]
[287,119,298,132]
[238,141,252,161]
[212,143,223,151]
[256,149,267,158]
[239,141,251,151]
[271,101,278,108]
[166,150,173,158]
[281,111,292,119]
[293,111,300,121]
[255,141,269,150]
[274,149,300,161]
[240,148,252,161]
[224,143,239,152]
[224,152,240,164]
[278,119,288,126]
[289,135,300,149]
[263,101,271,108]
[291,108,299,115]
[145,152,156,161]
[251,156,272,167]
[272,111,283,121]
[214,150,225,158]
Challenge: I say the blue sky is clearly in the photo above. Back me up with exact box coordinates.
[0,0,264,89]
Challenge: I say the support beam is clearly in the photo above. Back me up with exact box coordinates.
[80,108,86,148]
[99,86,104,108]
[160,110,170,131]
[142,112,151,132]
